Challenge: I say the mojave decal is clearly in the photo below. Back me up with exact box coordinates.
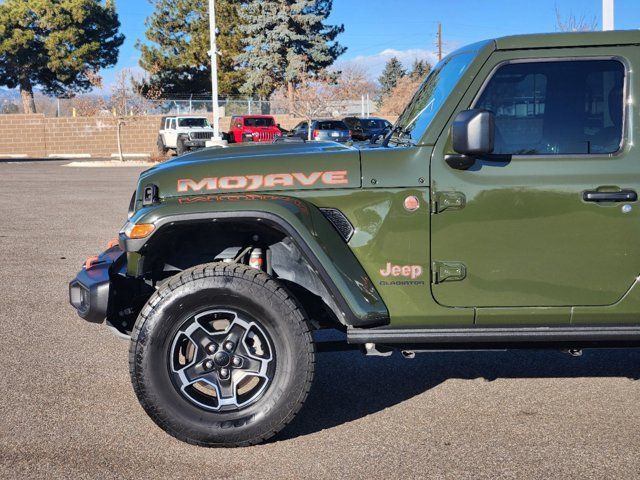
[177,171,349,193]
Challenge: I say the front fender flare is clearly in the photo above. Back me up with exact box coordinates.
[120,194,389,328]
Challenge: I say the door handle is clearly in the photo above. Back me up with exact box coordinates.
[583,189,637,203]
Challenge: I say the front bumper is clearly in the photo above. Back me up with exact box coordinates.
[184,139,208,148]
[69,246,125,324]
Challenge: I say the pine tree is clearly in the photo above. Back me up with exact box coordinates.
[138,0,245,97]
[237,0,346,103]
[0,0,124,113]
[409,59,431,80]
[377,57,406,107]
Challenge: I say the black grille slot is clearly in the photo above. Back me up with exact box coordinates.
[190,131,214,140]
[319,208,354,242]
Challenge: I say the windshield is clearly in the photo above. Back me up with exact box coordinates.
[360,119,388,129]
[178,118,210,128]
[316,121,348,130]
[390,51,477,145]
[244,117,275,127]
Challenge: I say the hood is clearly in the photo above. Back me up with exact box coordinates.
[138,141,361,200]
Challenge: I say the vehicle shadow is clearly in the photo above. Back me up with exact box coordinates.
[279,340,640,441]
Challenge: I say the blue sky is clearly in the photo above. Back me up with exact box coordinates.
[105,0,639,89]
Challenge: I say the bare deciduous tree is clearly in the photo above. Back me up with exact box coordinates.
[109,69,155,161]
[332,64,376,101]
[380,76,423,116]
[282,73,339,140]
[110,69,157,117]
[555,6,598,32]
[271,66,376,124]
[68,95,108,117]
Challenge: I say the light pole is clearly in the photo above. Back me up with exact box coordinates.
[603,0,614,31]
[206,0,227,146]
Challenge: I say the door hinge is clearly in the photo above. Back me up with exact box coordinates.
[431,191,466,214]
[431,261,467,284]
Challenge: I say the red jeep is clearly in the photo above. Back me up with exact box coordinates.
[229,115,281,143]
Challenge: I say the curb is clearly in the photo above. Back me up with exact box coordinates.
[0,153,152,163]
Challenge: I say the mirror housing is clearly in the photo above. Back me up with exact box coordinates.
[452,109,495,156]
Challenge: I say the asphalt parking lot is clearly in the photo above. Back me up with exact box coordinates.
[1,160,640,479]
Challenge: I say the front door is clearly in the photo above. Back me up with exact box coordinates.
[165,118,178,147]
[431,50,640,312]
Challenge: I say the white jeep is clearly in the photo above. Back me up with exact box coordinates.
[157,116,216,156]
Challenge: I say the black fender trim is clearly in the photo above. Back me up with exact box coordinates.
[120,210,390,328]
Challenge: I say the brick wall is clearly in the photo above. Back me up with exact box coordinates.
[0,114,307,158]
[43,116,163,157]
[0,114,47,157]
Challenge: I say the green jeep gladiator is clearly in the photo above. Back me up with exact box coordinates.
[70,31,640,447]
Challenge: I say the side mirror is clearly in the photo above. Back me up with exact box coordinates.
[452,109,495,156]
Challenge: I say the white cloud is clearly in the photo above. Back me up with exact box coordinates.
[335,48,439,82]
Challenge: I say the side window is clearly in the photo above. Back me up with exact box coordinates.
[475,59,625,155]
[170,119,177,130]
[165,119,171,130]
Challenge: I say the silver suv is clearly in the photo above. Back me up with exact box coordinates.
[290,119,352,142]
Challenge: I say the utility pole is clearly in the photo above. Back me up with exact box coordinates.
[603,0,614,31]
[436,22,443,62]
[207,0,226,146]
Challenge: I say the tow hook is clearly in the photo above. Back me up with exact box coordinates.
[401,350,416,359]
[563,348,583,357]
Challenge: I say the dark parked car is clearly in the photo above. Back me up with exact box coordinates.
[290,120,352,142]
[343,117,393,142]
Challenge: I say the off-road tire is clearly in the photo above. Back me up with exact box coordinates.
[129,263,315,447]
[176,136,187,156]
[156,135,168,155]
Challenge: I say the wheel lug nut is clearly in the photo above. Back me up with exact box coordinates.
[204,360,214,371]
[232,357,242,367]
[219,367,230,378]
[224,341,234,352]
[206,343,217,354]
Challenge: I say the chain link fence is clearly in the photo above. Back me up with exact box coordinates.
[0,93,378,118]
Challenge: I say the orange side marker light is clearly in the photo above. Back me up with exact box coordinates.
[85,255,99,270]
[127,223,155,239]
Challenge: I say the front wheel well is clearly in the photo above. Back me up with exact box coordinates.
[136,219,345,330]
